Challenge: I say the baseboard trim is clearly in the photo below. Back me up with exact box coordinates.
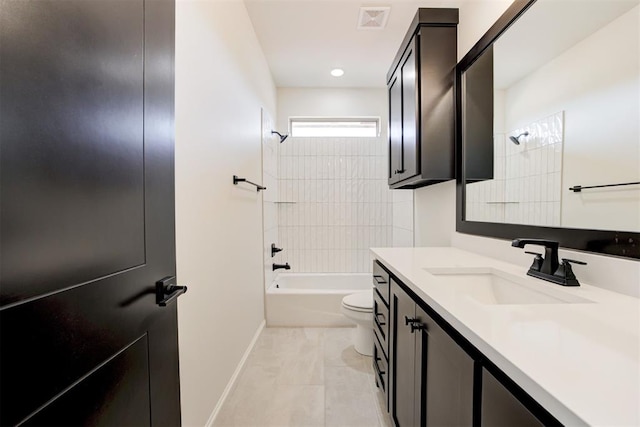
[204,319,266,427]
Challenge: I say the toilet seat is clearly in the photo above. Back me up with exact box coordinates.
[341,291,373,313]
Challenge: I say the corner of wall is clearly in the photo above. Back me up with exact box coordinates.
[175,2,276,425]
[413,180,456,247]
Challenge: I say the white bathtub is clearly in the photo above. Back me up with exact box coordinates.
[266,273,373,327]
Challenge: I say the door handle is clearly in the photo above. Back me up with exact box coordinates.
[156,276,188,307]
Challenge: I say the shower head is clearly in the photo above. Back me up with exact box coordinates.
[509,131,529,145]
[271,130,289,143]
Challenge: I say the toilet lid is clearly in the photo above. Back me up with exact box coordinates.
[342,291,373,312]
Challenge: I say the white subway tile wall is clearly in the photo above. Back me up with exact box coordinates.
[392,189,414,247]
[466,111,564,227]
[277,135,411,273]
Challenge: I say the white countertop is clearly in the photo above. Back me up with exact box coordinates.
[370,247,640,427]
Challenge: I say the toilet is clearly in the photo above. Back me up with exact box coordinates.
[341,290,374,356]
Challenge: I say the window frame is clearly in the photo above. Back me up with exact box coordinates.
[289,116,381,138]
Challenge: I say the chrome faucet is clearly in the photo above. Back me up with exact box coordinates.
[512,238,586,286]
[272,263,291,271]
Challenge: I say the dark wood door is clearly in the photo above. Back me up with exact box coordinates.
[392,280,418,427]
[400,37,418,181]
[481,369,543,427]
[388,37,419,187]
[462,44,494,182]
[420,306,474,427]
[388,72,403,185]
[0,1,181,425]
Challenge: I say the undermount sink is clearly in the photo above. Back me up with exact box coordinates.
[423,267,593,305]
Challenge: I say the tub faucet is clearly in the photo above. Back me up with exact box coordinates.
[273,263,290,271]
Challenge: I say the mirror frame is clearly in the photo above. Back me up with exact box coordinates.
[455,0,640,260]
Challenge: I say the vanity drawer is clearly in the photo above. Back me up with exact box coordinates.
[373,260,390,306]
[373,333,388,395]
[373,288,388,357]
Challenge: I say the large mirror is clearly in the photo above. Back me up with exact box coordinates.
[457,0,639,258]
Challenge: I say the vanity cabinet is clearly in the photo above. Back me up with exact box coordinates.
[387,8,458,189]
[391,278,474,427]
[481,368,543,427]
[372,261,391,411]
[376,259,560,427]
[391,278,421,427]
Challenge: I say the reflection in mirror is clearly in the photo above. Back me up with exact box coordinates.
[463,0,639,233]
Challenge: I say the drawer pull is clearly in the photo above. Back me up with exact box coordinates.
[405,316,418,326]
[373,275,387,284]
[410,322,427,333]
[375,313,386,326]
[374,357,386,376]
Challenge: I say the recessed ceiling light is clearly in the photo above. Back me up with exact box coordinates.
[331,68,344,77]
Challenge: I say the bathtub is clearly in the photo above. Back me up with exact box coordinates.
[266,273,373,327]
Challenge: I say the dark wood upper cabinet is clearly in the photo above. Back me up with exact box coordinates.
[462,45,494,182]
[387,8,458,189]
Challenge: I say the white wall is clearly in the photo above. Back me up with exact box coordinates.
[414,0,640,298]
[503,6,639,231]
[175,1,276,425]
[277,87,388,135]
[262,110,280,289]
[414,0,513,247]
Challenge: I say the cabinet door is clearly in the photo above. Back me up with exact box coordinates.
[462,44,494,181]
[388,72,403,184]
[419,306,474,426]
[400,36,419,180]
[481,368,543,427]
[391,280,418,427]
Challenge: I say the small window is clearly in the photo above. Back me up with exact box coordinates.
[290,117,380,138]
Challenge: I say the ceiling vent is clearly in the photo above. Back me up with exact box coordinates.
[357,6,390,30]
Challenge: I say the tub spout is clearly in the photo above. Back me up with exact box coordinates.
[273,263,290,271]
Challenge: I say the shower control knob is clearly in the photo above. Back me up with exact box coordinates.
[271,243,283,257]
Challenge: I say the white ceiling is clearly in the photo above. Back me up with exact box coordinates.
[244,0,465,88]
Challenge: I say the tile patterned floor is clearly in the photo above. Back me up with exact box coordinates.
[214,327,392,427]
